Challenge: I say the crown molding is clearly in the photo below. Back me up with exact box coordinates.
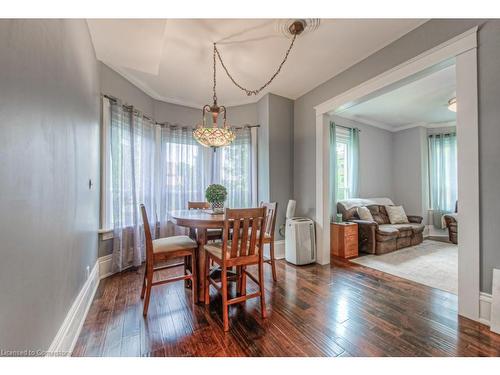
[335,114,395,132]
[105,63,271,109]
[336,114,457,133]
[393,120,456,132]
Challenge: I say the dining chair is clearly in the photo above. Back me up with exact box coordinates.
[204,207,267,331]
[140,204,198,316]
[260,201,278,281]
[187,201,223,241]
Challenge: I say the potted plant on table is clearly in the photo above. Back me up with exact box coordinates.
[205,184,227,214]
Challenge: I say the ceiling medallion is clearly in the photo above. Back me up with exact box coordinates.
[276,19,321,38]
[193,19,307,148]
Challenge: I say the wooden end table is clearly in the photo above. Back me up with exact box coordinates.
[331,222,358,259]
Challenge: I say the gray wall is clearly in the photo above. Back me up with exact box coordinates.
[293,19,500,293]
[100,63,154,117]
[0,20,100,351]
[256,93,295,239]
[332,116,394,199]
[392,126,428,223]
[477,21,500,294]
[257,95,270,203]
[268,94,294,240]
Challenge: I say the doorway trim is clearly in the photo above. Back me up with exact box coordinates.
[314,27,480,321]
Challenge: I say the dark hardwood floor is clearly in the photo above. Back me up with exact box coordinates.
[73,258,500,357]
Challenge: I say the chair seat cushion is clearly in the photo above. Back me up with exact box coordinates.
[205,241,259,259]
[152,235,197,254]
[207,228,222,234]
[207,228,223,238]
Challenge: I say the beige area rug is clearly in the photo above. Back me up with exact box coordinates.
[351,240,458,294]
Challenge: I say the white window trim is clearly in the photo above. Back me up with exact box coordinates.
[251,127,258,206]
[99,97,113,237]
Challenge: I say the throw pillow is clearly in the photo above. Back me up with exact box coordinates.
[367,205,386,224]
[385,205,409,224]
[357,206,374,221]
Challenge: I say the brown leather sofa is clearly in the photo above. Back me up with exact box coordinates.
[337,199,425,255]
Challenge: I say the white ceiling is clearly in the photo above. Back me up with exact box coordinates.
[337,64,457,131]
[87,19,427,108]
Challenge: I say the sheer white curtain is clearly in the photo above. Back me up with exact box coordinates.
[158,126,211,236]
[105,99,256,269]
[213,127,253,208]
[428,132,457,226]
[109,100,157,272]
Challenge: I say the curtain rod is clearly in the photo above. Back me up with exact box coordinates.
[333,122,362,132]
[102,94,158,124]
[428,132,456,137]
[102,93,260,130]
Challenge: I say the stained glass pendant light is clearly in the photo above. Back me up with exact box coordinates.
[193,45,235,148]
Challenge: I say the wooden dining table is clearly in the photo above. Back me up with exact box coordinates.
[170,209,225,303]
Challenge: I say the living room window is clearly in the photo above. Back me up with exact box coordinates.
[334,125,360,201]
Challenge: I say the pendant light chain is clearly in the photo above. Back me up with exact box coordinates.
[214,33,298,96]
[213,43,217,104]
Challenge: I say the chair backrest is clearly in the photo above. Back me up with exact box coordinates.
[260,201,278,237]
[140,204,154,261]
[188,201,210,210]
[221,207,267,263]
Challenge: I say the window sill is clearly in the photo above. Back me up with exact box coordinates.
[98,228,114,241]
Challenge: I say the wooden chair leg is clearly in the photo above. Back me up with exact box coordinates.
[190,251,197,305]
[143,266,153,316]
[236,266,241,296]
[184,255,192,289]
[240,266,247,296]
[221,267,229,331]
[269,241,277,282]
[140,266,147,299]
[258,261,267,319]
[204,252,210,305]
[189,228,196,240]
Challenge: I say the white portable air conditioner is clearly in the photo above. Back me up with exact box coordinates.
[285,217,316,265]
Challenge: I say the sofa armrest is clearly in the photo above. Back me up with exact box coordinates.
[443,214,457,228]
[349,220,377,254]
[350,219,378,227]
[407,215,423,224]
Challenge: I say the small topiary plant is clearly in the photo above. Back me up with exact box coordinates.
[205,184,227,207]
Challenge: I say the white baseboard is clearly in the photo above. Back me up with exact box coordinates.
[47,261,99,356]
[98,254,113,280]
[479,292,492,326]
